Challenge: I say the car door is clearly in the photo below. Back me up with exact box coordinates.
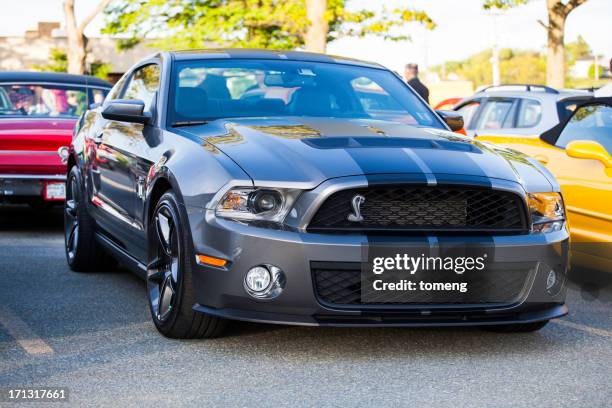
[89,63,161,259]
[540,102,612,270]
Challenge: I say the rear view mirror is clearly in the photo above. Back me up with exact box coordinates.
[566,140,612,168]
[436,110,464,132]
[102,99,151,124]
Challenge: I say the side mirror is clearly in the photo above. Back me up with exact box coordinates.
[102,99,151,124]
[566,140,612,168]
[436,110,464,132]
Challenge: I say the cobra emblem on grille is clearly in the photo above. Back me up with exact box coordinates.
[347,194,365,222]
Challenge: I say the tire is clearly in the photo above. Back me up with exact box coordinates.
[64,166,108,272]
[146,191,227,339]
[482,320,549,333]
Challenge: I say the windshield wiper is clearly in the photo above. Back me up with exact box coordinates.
[171,120,209,127]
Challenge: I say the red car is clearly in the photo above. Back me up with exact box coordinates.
[0,72,111,207]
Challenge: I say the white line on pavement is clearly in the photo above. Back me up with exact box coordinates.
[0,305,54,355]
[552,319,612,339]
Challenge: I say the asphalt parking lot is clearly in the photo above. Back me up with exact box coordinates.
[0,205,610,407]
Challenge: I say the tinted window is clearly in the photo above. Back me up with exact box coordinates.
[455,101,480,129]
[123,64,160,111]
[556,104,612,154]
[516,99,542,128]
[473,99,515,130]
[170,59,444,128]
[557,98,586,122]
[0,84,91,118]
[106,74,129,101]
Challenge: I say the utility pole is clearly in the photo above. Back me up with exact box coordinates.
[490,12,501,86]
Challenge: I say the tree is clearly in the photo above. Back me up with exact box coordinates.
[305,0,328,52]
[433,48,546,87]
[103,0,435,52]
[566,34,592,66]
[31,48,113,80]
[484,0,589,88]
[64,0,113,74]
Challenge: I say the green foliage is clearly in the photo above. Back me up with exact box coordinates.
[483,0,527,10]
[90,61,113,80]
[102,0,435,51]
[587,63,603,80]
[566,35,592,66]
[32,48,68,72]
[31,48,112,81]
[433,49,546,87]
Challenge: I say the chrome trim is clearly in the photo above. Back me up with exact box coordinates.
[294,175,530,232]
[0,81,110,91]
[293,176,369,232]
[0,174,65,180]
[92,194,143,231]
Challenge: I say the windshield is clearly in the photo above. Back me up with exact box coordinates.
[0,83,108,118]
[169,59,443,128]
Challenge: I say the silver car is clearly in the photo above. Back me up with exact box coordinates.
[454,85,592,137]
[66,51,570,339]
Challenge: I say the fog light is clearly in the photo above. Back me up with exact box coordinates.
[546,269,557,291]
[539,262,564,296]
[244,264,286,299]
[245,266,271,292]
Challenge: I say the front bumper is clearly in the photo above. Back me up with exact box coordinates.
[0,174,65,202]
[186,207,570,327]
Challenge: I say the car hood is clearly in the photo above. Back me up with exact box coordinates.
[187,117,555,191]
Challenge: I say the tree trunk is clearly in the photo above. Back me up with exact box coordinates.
[546,0,567,88]
[305,0,328,53]
[63,0,111,74]
[64,0,87,74]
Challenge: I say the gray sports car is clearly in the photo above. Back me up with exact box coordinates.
[66,50,569,338]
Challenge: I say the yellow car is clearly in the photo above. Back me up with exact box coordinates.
[476,98,612,273]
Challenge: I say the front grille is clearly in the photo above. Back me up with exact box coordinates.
[307,186,527,233]
[312,262,532,306]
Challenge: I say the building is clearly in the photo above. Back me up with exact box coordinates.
[0,22,158,82]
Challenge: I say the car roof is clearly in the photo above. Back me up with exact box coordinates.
[468,88,590,102]
[0,71,112,88]
[167,48,385,70]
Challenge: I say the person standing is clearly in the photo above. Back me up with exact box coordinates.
[404,63,429,104]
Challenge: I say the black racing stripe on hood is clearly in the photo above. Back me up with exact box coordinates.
[345,147,429,184]
[407,143,492,181]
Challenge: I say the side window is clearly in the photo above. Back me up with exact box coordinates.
[556,104,612,154]
[106,74,129,101]
[473,99,515,130]
[516,99,542,128]
[455,101,480,129]
[122,64,160,112]
[557,99,583,122]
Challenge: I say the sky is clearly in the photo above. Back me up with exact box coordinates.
[1,0,610,73]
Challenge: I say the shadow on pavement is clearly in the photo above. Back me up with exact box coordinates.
[0,204,63,231]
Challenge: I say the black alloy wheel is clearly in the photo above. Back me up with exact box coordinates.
[146,191,227,339]
[148,202,181,322]
[64,174,80,264]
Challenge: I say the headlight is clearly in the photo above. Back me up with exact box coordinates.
[528,192,565,233]
[215,187,301,222]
